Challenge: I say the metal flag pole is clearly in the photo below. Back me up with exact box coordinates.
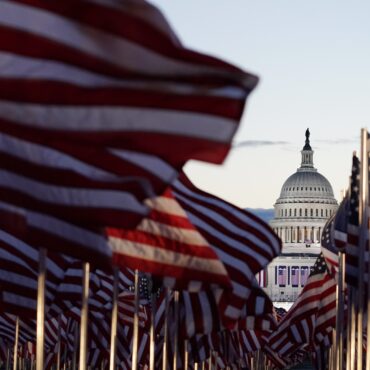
[149,289,156,370]
[357,129,368,370]
[132,269,140,370]
[336,251,345,370]
[340,252,346,370]
[109,267,119,370]
[328,346,333,370]
[56,314,62,370]
[36,248,46,370]
[161,290,170,370]
[367,206,370,370]
[365,143,370,370]
[346,171,355,370]
[183,340,189,370]
[79,262,90,370]
[365,132,370,370]
[172,291,179,370]
[13,316,19,370]
[208,351,212,370]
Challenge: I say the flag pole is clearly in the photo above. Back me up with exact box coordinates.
[132,269,140,370]
[161,290,170,370]
[208,351,212,370]
[183,340,189,370]
[56,313,62,370]
[367,208,370,369]
[109,267,119,370]
[357,128,368,370]
[79,262,90,370]
[149,289,156,370]
[336,251,345,370]
[172,291,179,370]
[12,316,19,370]
[36,248,46,370]
[365,137,370,370]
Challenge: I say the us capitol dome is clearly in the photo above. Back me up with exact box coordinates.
[264,129,338,305]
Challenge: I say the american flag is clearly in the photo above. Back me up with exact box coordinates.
[172,172,282,327]
[108,188,230,290]
[321,214,339,277]
[267,254,336,365]
[0,0,258,262]
[321,154,360,287]
[344,154,360,287]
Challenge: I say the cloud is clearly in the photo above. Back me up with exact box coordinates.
[232,140,290,148]
[315,137,358,145]
[233,137,358,149]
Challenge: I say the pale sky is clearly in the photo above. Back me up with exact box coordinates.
[150,0,370,208]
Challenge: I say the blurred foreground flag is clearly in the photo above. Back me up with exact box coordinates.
[0,0,258,165]
[0,0,258,260]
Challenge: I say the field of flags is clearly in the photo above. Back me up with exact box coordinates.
[0,1,367,370]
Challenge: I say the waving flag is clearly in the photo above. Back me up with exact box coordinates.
[267,254,336,364]
[0,0,258,263]
[344,154,360,287]
[108,188,230,290]
[172,173,281,327]
[321,154,360,287]
[321,214,339,277]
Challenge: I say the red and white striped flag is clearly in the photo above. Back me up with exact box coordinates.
[0,0,257,163]
[108,188,231,290]
[267,254,336,361]
[0,0,258,264]
[343,154,360,287]
[172,173,281,327]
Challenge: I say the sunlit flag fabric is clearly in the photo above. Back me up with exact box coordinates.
[108,188,231,290]
[0,0,258,261]
[322,154,360,287]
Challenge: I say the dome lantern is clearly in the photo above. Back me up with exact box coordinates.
[300,128,314,170]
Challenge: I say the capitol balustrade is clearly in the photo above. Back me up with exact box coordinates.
[282,243,321,255]
[269,291,300,302]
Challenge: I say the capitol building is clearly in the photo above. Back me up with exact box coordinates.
[264,130,338,305]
